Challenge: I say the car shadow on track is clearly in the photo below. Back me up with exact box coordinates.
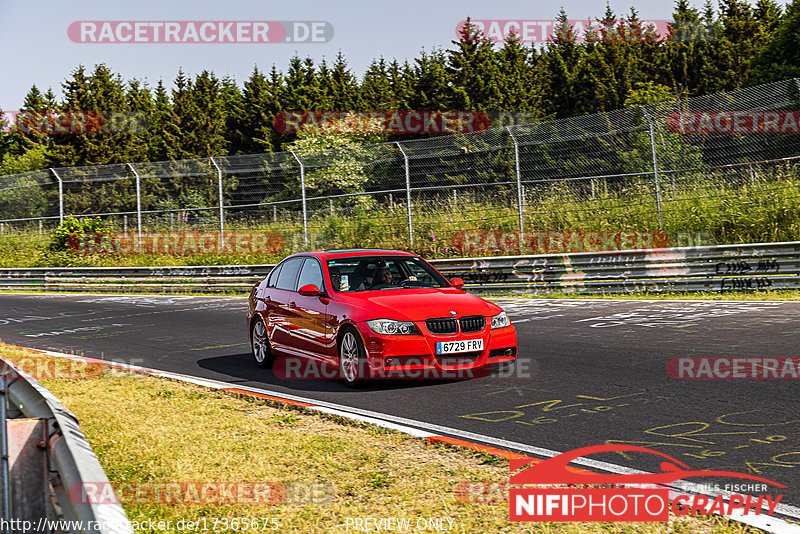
[196,353,495,393]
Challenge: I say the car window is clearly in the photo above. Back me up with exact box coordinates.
[403,259,438,286]
[266,263,282,288]
[326,255,448,292]
[274,257,304,291]
[297,258,324,291]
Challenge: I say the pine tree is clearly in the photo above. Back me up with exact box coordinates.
[496,32,538,113]
[717,0,764,89]
[536,9,583,118]
[662,0,705,95]
[410,49,452,111]
[360,58,393,110]
[283,56,329,112]
[163,69,196,160]
[148,80,172,161]
[388,60,414,111]
[748,0,800,85]
[326,51,360,110]
[236,67,279,153]
[9,85,53,160]
[220,75,244,154]
[187,70,228,157]
[52,64,130,166]
[124,78,153,162]
[755,0,784,34]
[447,18,503,111]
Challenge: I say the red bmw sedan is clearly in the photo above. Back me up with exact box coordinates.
[247,249,517,387]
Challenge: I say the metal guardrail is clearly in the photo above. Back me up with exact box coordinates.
[0,241,798,294]
[1,356,133,533]
[432,241,800,295]
[0,265,271,293]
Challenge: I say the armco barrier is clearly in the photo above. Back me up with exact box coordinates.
[0,241,798,294]
[1,356,133,533]
[432,240,800,295]
[0,265,270,293]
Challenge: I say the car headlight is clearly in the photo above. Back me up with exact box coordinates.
[491,311,511,329]
[366,319,420,335]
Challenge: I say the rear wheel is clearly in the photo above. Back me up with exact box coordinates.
[338,327,367,387]
[251,317,273,368]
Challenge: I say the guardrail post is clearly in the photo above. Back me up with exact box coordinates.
[641,107,663,230]
[210,157,225,250]
[289,151,308,247]
[395,142,414,247]
[127,163,143,247]
[505,127,524,241]
[49,168,64,225]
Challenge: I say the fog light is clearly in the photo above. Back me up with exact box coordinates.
[505,348,513,356]
[385,357,394,366]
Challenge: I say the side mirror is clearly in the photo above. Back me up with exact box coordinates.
[298,283,323,296]
[450,277,465,289]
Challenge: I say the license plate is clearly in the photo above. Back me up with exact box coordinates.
[436,338,484,355]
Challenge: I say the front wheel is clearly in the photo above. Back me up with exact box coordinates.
[338,327,367,387]
[251,317,273,368]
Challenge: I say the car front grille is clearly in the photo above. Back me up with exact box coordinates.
[425,318,458,334]
[459,315,485,333]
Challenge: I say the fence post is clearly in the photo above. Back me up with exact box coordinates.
[395,142,414,247]
[210,157,225,249]
[127,163,142,247]
[640,107,663,230]
[49,168,64,225]
[505,126,524,240]
[289,151,308,246]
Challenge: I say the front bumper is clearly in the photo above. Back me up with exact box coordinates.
[356,319,517,379]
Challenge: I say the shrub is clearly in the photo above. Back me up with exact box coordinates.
[49,216,113,252]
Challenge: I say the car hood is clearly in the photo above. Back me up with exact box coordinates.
[339,288,502,322]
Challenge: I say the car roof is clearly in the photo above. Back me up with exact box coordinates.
[287,249,417,260]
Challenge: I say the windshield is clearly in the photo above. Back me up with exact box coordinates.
[326,255,450,292]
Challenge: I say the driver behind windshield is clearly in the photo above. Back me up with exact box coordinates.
[372,267,393,286]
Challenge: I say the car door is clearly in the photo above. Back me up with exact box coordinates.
[287,257,335,363]
[268,256,305,350]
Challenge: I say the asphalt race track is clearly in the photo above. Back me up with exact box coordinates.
[1,293,799,514]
